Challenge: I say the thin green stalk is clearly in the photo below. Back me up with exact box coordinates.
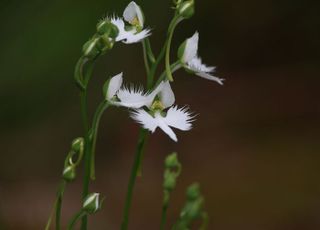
[68,210,86,230]
[89,101,110,180]
[155,61,181,88]
[45,181,66,230]
[160,203,169,230]
[165,16,181,82]
[142,40,150,76]
[145,38,156,64]
[121,129,148,230]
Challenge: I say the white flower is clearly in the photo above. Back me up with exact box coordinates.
[110,17,151,44]
[106,73,161,108]
[123,1,144,27]
[130,82,194,142]
[181,31,224,85]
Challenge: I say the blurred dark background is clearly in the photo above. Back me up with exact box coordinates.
[0,0,320,229]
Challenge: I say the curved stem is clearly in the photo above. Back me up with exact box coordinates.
[89,101,110,180]
[165,16,181,82]
[45,181,66,230]
[155,61,181,88]
[68,210,86,230]
[121,129,149,230]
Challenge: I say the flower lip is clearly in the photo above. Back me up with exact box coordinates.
[110,17,150,44]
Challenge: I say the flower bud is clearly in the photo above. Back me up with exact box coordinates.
[71,137,84,153]
[83,193,100,214]
[186,198,203,219]
[163,171,177,191]
[186,183,200,200]
[165,152,179,169]
[62,165,76,182]
[96,20,119,39]
[178,0,195,19]
[82,38,100,59]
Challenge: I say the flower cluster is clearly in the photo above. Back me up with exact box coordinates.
[100,1,224,142]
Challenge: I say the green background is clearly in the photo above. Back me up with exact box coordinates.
[0,0,319,229]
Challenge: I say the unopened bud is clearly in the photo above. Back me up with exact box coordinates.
[82,38,100,59]
[164,171,177,191]
[62,165,76,182]
[178,0,195,19]
[71,137,84,153]
[187,198,204,219]
[165,152,179,169]
[96,20,119,39]
[186,183,200,200]
[83,193,100,214]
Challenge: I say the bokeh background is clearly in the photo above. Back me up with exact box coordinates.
[0,0,320,229]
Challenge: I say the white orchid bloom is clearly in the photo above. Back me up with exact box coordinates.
[130,82,194,142]
[123,1,144,27]
[106,73,161,108]
[181,31,224,85]
[110,17,151,44]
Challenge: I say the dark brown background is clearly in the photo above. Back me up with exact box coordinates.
[0,0,319,229]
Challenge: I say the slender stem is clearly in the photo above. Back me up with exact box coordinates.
[89,101,110,180]
[155,61,181,88]
[55,181,66,230]
[68,210,86,230]
[45,181,66,230]
[160,203,169,230]
[165,16,181,82]
[145,38,156,63]
[76,57,95,230]
[142,40,150,76]
[121,129,148,230]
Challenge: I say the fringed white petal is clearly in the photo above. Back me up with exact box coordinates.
[195,72,225,85]
[158,81,175,108]
[116,85,153,108]
[123,1,144,27]
[164,106,194,131]
[110,17,150,44]
[182,31,199,63]
[154,112,178,142]
[107,72,123,100]
[122,29,151,44]
[187,56,215,73]
[187,57,224,85]
[130,109,158,132]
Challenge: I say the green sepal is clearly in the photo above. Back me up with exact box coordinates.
[177,40,187,61]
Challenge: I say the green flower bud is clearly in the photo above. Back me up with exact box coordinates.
[83,193,100,214]
[178,0,195,19]
[186,198,204,219]
[99,34,114,51]
[164,171,177,191]
[82,38,100,59]
[165,152,179,169]
[71,137,84,153]
[62,165,76,182]
[96,20,119,39]
[186,183,200,200]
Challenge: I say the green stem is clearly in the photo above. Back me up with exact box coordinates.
[89,101,110,180]
[121,129,149,230]
[68,210,86,230]
[142,40,150,76]
[160,203,169,230]
[155,61,181,88]
[75,57,94,230]
[45,181,66,230]
[165,16,181,82]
